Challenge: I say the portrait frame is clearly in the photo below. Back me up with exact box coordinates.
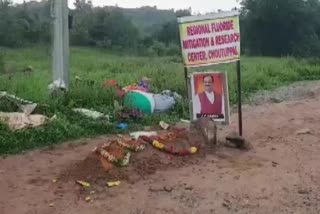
[188,71,230,125]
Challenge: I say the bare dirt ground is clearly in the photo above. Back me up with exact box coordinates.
[1,82,320,214]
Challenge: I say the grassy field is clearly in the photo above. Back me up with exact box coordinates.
[1,47,320,154]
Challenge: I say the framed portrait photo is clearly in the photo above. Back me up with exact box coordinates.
[189,71,230,125]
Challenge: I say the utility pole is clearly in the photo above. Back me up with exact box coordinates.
[51,0,69,91]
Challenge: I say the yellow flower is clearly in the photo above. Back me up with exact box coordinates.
[152,140,164,149]
[76,180,91,187]
[107,181,121,187]
[189,147,197,154]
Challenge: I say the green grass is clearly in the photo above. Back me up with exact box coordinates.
[0,47,320,154]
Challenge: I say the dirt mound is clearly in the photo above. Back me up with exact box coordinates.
[59,154,119,183]
[129,146,200,180]
[59,133,207,186]
[56,127,209,201]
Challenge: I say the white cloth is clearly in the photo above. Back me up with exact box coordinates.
[0,112,47,130]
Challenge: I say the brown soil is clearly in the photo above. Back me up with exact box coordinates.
[60,131,205,187]
[1,83,320,214]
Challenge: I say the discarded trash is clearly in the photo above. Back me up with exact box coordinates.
[122,85,147,93]
[116,88,126,97]
[159,121,170,130]
[20,103,37,116]
[180,119,191,124]
[0,91,33,104]
[104,80,118,87]
[295,128,311,135]
[49,203,54,207]
[73,108,110,120]
[76,180,90,188]
[75,75,82,81]
[116,122,128,129]
[117,108,144,120]
[0,92,37,116]
[121,77,150,93]
[50,114,58,121]
[52,178,58,183]
[103,80,126,97]
[105,77,180,115]
[107,181,121,187]
[130,131,158,140]
[85,196,91,202]
[48,79,66,89]
[48,79,67,95]
[153,90,180,113]
[0,112,48,130]
[105,77,149,93]
[123,90,155,115]
[113,100,123,112]
[138,76,150,92]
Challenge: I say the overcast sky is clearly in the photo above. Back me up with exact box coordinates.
[12,0,240,13]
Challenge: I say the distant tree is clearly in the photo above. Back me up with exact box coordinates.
[1,0,320,58]
[0,0,15,46]
[74,0,92,13]
[240,0,320,57]
[0,0,51,47]
[70,0,92,45]
[155,21,179,45]
[87,8,139,49]
[175,8,191,17]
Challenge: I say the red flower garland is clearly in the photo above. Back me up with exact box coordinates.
[139,135,201,156]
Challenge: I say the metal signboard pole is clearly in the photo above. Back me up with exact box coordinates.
[236,60,242,136]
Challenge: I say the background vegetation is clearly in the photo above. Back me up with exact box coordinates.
[0,0,320,154]
[1,0,320,57]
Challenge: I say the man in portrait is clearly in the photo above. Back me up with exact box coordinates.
[194,74,224,118]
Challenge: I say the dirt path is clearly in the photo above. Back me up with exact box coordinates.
[1,83,320,214]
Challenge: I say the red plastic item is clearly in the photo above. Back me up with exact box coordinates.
[116,89,126,97]
[104,80,118,87]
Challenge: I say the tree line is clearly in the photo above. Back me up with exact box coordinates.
[0,0,320,57]
[240,0,320,57]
